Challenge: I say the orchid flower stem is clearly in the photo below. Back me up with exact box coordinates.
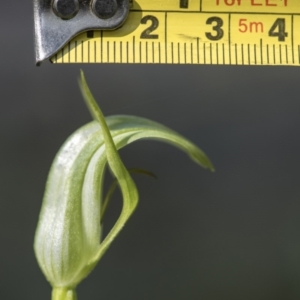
[52,287,77,300]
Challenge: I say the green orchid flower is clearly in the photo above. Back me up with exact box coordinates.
[34,71,214,300]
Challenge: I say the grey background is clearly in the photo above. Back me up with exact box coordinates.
[1,2,300,300]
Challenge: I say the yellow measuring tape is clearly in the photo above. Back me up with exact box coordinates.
[52,0,300,65]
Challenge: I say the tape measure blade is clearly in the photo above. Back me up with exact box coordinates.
[51,6,300,66]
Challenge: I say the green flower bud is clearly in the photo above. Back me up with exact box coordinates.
[34,71,214,300]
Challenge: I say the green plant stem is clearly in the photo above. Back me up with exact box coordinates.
[52,288,77,300]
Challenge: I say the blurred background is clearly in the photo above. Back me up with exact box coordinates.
[1,2,300,300]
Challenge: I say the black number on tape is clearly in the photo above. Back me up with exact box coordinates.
[205,17,224,41]
[269,18,288,42]
[140,15,159,39]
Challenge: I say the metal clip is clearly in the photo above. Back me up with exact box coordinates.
[34,0,130,65]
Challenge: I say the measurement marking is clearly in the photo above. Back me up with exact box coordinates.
[159,42,161,63]
[68,42,71,63]
[107,41,109,62]
[273,44,276,64]
[254,44,257,64]
[114,41,116,63]
[62,46,64,63]
[260,39,263,65]
[81,41,84,63]
[200,0,202,11]
[87,31,94,38]
[266,44,269,64]
[241,43,244,65]
[75,41,77,62]
[235,43,237,65]
[178,43,180,63]
[210,43,212,64]
[216,43,219,64]
[146,41,148,63]
[88,41,90,63]
[94,41,96,63]
[191,43,193,64]
[203,43,206,64]
[133,36,135,63]
[247,44,250,65]
[152,42,154,63]
[146,41,150,63]
[197,38,200,64]
[120,41,122,63]
[171,42,174,63]
[222,43,225,64]
[165,12,167,63]
[100,31,103,63]
[285,45,288,64]
[126,41,129,63]
[292,15,295,64]
[298,45,300,64]
[139,41,142,63]
[55,53,58,63]
[228,13,231,65]
[279,44,282,64]
[180,0,188,9]
[184,43,187,64]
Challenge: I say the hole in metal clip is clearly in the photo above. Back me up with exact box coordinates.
[91,0,118,19]
[53,0,79,20]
